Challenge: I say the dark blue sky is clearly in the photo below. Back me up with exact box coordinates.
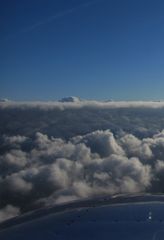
[1,0,164,100]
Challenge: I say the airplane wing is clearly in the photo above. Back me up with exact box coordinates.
[0,194,164,240]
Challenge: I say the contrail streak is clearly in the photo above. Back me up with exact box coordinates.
[21,0,102,33]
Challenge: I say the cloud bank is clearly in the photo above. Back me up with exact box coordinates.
[0,100,164,222]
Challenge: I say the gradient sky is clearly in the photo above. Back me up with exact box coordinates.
[1,0,164,101]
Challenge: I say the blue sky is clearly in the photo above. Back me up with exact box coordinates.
[1,0,164,101]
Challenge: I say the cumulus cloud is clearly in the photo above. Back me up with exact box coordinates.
[72,130,125,157]
[0,101,164,223]
[0,205,20,223]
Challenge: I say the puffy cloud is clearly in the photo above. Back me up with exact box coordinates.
[0,173,33,196]
[155,160,164,173]
[120,134,153,160]
[72,130,125,157]
[0,101,164,223]
[1,150,27,167]
[0,130,163,220]
[0,205,20,223]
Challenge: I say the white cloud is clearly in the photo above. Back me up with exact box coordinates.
[1,100,164,110]
[0,101,164,223]
[0,205,20,223]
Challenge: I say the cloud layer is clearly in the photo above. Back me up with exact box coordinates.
[0,101,164,222]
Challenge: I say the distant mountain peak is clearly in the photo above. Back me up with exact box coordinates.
[59,96,81,103]
[0,98,10,102]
